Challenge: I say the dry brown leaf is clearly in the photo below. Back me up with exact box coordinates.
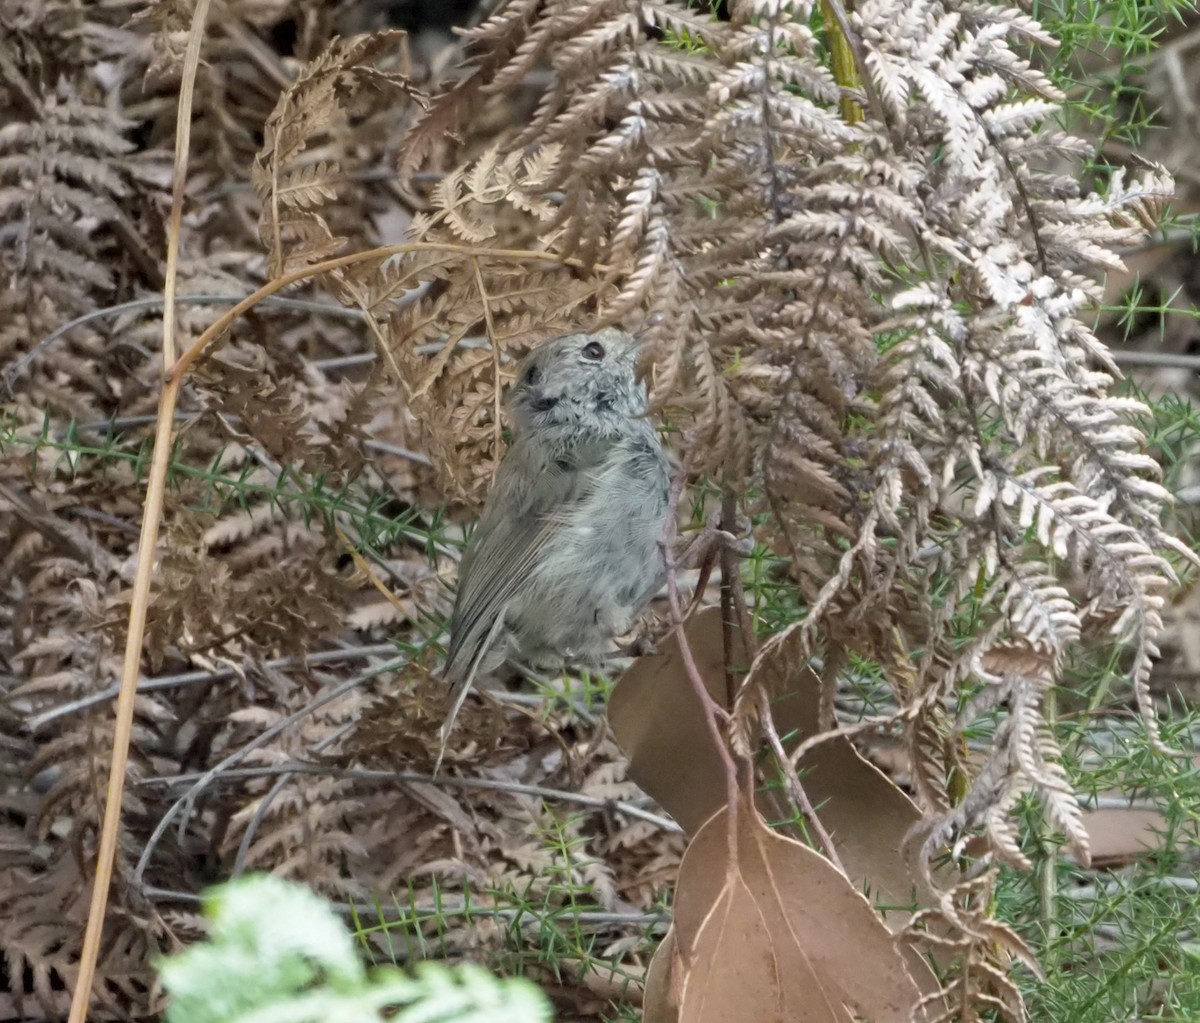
[666,801,925,1023]
[613,609,936,923]
[643,925,681,1023]
[764,637,936,930]
[1079,806,1179,866]
[760,630,945,997]
[609,606,745,836]
[615,613,945,1001]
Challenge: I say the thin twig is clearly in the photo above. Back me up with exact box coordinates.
[717,485,757,707]
[141,883,671,928]
[139,763,683,834]
[719,493,739,709]
[336,524,413,618]
[230,720,356,875]
[364,439,434,466]
[6,303,507,394]
[660,453,742,849]
[28,644,611,732]
[1108,349,1200,372]
[67,412,434,466]
[68,4,211,1020]
[28,646,400,731]
[789,711,901,769]
[4,294,368,393]
[166,244,593,386]
[761,703,848,875]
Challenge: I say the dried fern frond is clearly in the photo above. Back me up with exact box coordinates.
[254,30,425,276]
[2,0,1185,1015]
[0,82,133,320]
[393,0,1188,916]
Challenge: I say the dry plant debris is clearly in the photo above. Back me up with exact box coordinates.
[2,0,1199,1020]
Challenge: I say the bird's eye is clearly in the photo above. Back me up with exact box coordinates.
[522,362,541,386]
[582,341,606,362]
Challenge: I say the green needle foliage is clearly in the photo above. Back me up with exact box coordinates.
[997,710,1200,1022]
[1034,0,1191,152]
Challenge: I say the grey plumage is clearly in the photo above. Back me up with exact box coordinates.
[441,328,670,742]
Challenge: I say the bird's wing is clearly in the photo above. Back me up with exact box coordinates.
[443,504,556,687]
[442,437,604,691]
[439,501,556,762]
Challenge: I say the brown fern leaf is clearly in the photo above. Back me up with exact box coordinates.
[254,30,425,276]
[0,83,133,320]
[384,3,1192,1013]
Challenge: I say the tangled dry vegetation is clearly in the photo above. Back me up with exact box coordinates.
[2,0,1200,1020]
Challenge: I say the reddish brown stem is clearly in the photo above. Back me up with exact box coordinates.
[660,453,741,853]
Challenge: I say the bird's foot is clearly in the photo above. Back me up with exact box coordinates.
[676,511,754,569]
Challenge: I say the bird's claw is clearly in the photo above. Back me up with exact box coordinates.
[618,634,659,658]
[678,512,754,568]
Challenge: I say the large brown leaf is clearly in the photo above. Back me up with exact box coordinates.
[642,926,681,1023]
[609,607,744,836]
[662,802,925,1023]
[762,628,937,931]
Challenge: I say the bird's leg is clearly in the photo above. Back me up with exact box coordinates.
[512,662,558,687]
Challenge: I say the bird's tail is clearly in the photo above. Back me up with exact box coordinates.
[435,614,506,774]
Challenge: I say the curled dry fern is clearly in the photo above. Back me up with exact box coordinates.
[363,0,1190,981]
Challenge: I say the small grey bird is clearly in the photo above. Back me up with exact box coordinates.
[441,327,670,744]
